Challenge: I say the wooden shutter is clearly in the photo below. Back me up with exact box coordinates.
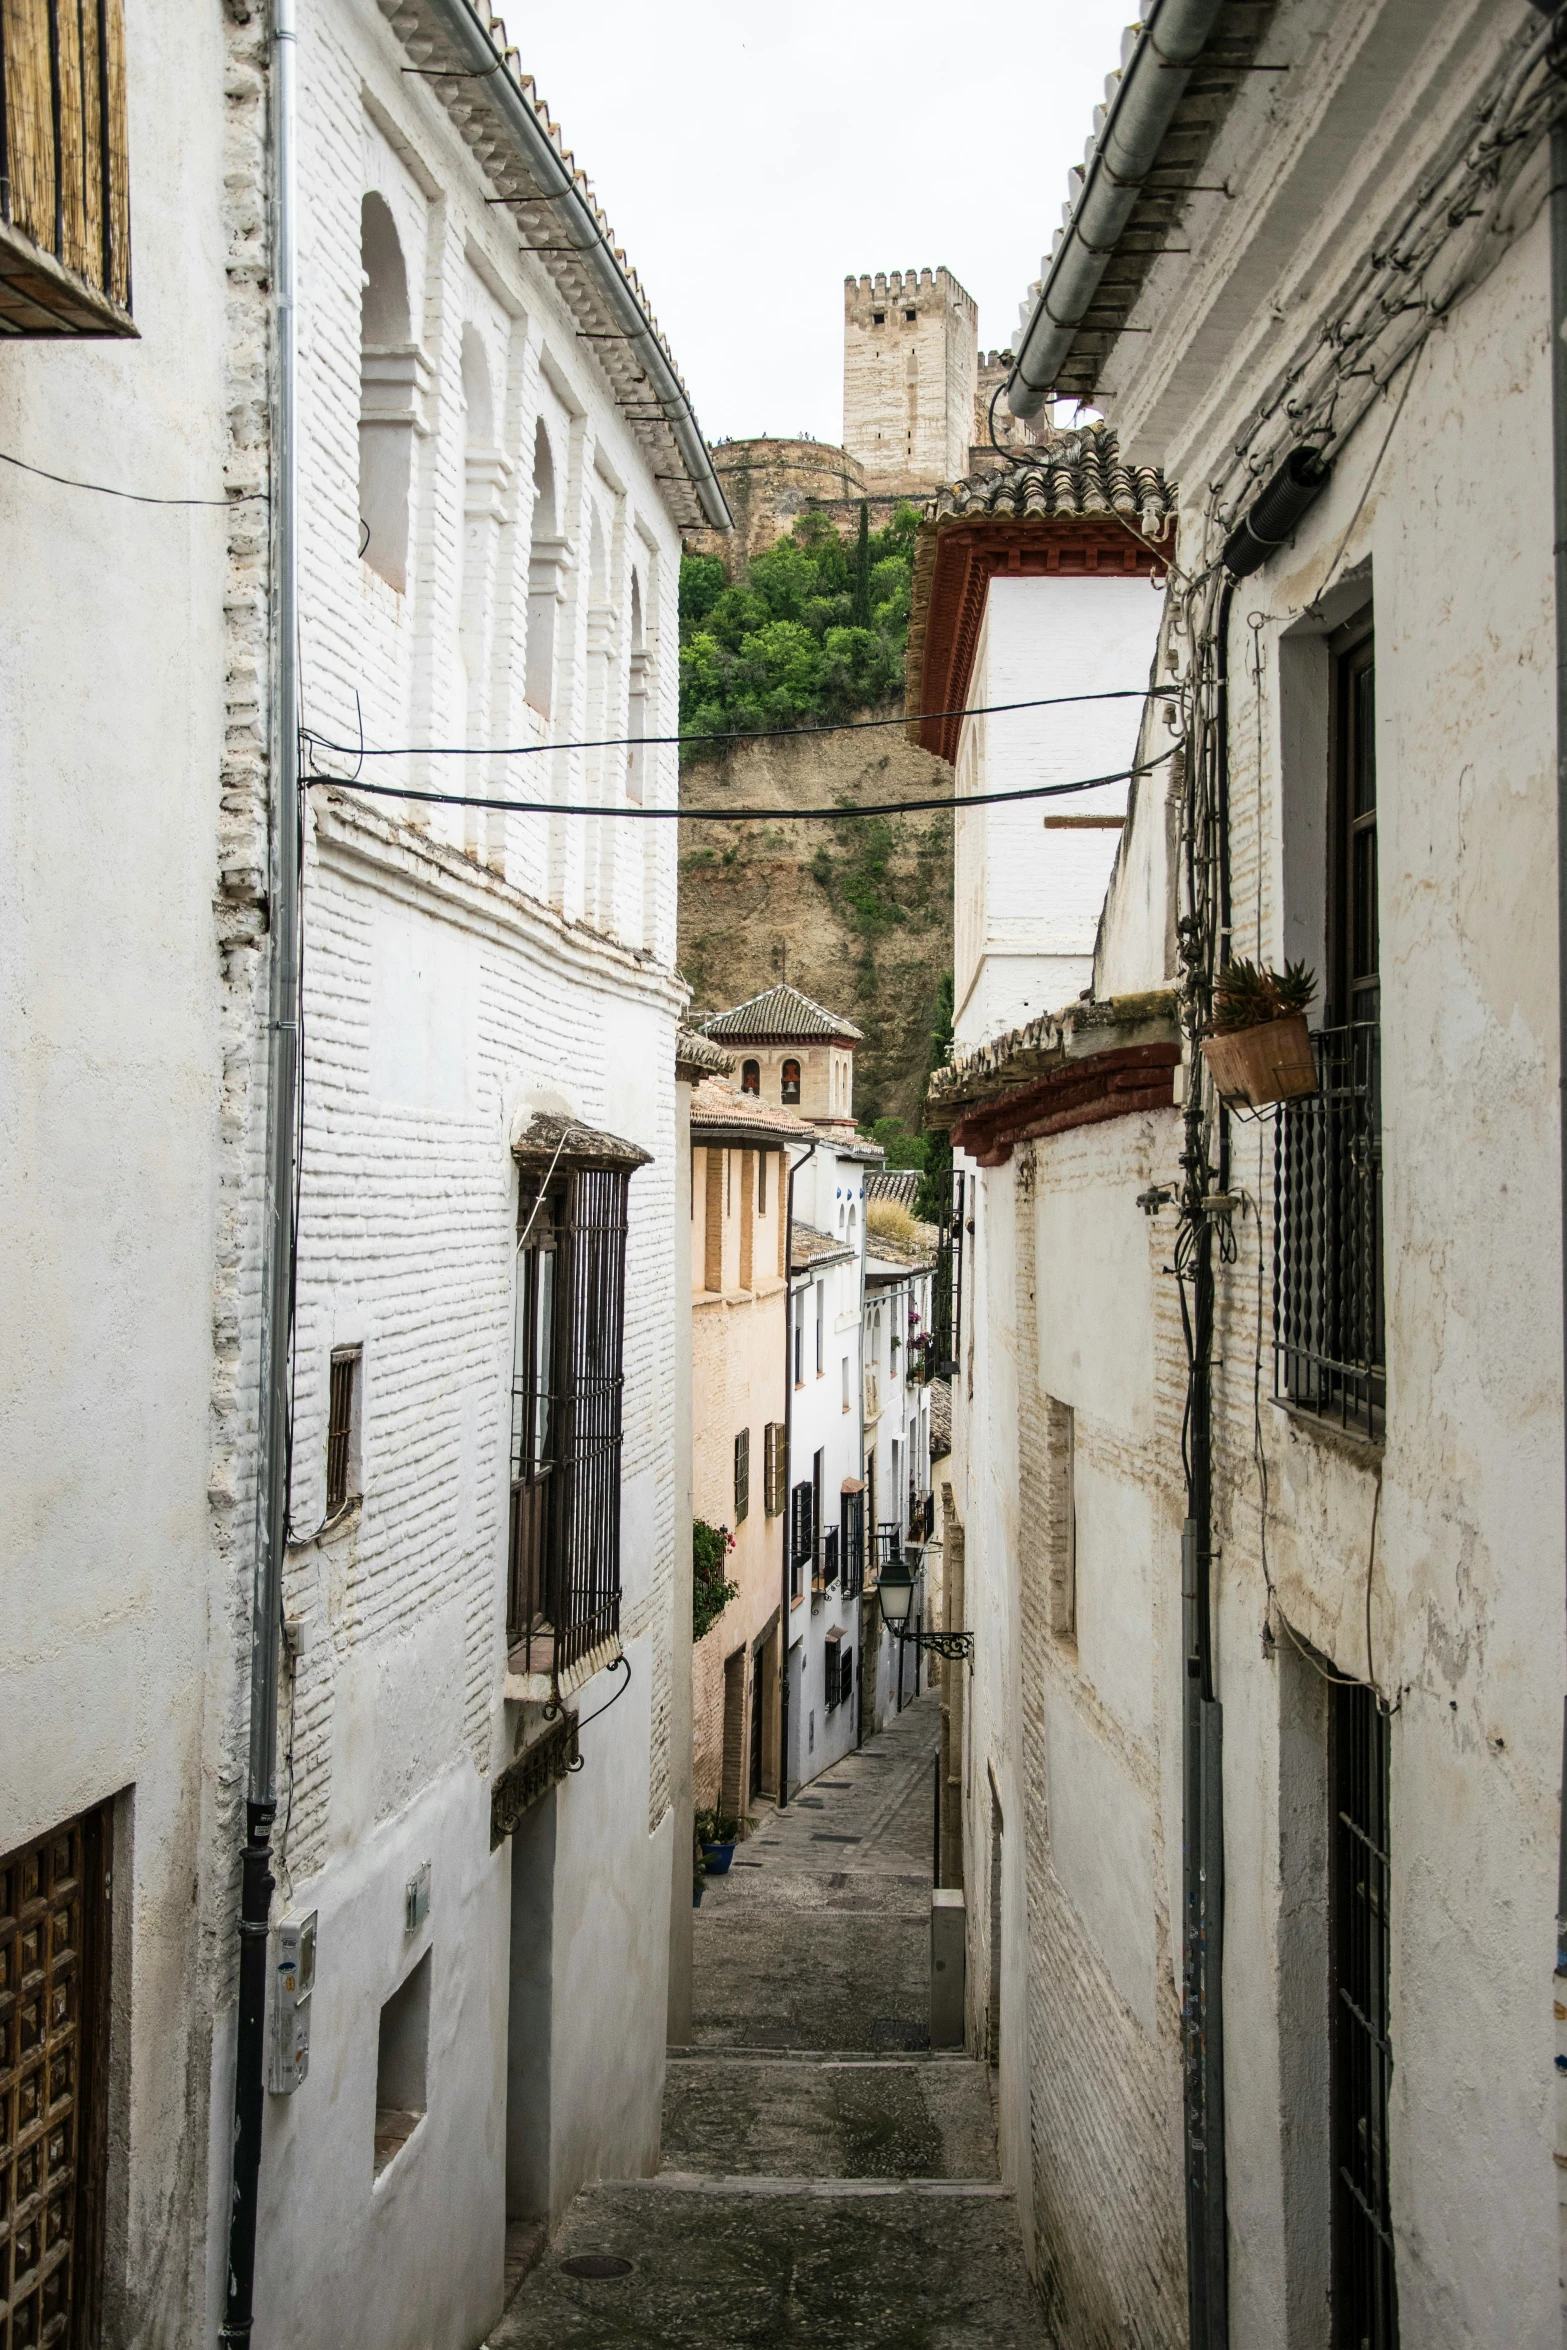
[733,1426,750,1523]
[763,1422,786,1518]
[790,1479,813,1564]
[0,0,134,333]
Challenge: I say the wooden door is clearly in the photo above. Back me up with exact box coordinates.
[0,1805,110,2349]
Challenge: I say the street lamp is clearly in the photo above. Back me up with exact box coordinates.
[875,1549,974,1663]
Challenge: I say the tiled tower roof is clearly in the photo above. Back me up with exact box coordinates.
[702,984,864,1045]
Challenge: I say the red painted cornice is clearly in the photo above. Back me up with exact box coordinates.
[951,1041,1179,1167]
[914,517,1168,765]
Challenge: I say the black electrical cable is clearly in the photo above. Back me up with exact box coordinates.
[303,744,1179,823]
[0,446,267,506]
[303,683,1177,765]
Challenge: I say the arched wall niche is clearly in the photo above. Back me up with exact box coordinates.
[359,192,419,592]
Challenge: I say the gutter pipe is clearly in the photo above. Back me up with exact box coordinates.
[220,0,300,2339]
[1005,0,1228,422]
[779,1138,818,1807]
[1549,104,1567,2087]
[424,0,732,534]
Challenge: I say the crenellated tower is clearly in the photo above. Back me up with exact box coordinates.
[842,267,978,493]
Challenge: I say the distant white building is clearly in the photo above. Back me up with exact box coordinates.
[861,1229,938,1729]
[785,1138,875,1788]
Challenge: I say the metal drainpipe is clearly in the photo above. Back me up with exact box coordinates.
[1178,575,1235,2350]
[779,1139,818,1808]
[1549,108,1567,2112]
[1005,0,1227,420]
[219,0,299,2335]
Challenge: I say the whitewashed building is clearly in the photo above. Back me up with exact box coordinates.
[0,7,250,2345]
[784,1139,873,1788]
[239,4,727,2346]
[925,5,1567,2346]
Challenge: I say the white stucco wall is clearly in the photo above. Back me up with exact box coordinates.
[240,3,693,2337]
[954,573,1164,1050]
[953,9,1565,2343]
[0,5,242,2341]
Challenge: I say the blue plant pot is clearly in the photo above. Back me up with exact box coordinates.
[701,1842,736,1874]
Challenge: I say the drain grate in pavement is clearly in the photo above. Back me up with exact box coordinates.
[870,2016,930,2050]
[559,2255,633,2280]
[811,1832,860,1842]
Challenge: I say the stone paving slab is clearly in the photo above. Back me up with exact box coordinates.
[487,2180,1052,2350]
[662,2054,998,2180]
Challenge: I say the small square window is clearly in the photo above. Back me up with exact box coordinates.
[904,309,917,323]
[872,310,885,326]
[374,1949,430,2176]
[326,1348,360,1515]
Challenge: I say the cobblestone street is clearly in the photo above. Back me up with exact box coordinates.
[490,1694,1051,2348]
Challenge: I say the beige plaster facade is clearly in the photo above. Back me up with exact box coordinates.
[689,1085,807,1820]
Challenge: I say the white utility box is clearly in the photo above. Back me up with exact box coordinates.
[267,1911,317,2094]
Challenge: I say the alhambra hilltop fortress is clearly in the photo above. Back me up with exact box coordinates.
[686,266,1045,574]
[678,269,1044,1129]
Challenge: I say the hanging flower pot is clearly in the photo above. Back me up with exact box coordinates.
[1202,1014,1316,1110]
[1201,960,1318,1111]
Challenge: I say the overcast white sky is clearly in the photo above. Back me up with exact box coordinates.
[515,0,1133,447]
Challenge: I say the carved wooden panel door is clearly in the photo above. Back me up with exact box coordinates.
[0,1807,110,2349]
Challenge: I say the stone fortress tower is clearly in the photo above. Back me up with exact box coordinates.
[687,266,1031,575]
[841,267,978,493]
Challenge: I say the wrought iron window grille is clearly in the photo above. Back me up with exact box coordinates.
[1273,1021,1384,1440]
[931,1166,966,1379]
[507,1119,649,1691]
[1330,1680,1399,2344]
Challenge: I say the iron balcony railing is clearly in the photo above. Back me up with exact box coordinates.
[840,1495,865,1599]
[931,1166,966,1379]
[811,1527,839,1604]
[1274,1022,1384,1439]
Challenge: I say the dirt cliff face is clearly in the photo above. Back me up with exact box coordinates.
[678,720,953,1128]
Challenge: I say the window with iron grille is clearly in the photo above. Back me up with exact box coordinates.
[508,1131,645,1683]
[1276,620,1383,1438]
[821,1526,839,1589]
[790,1480,814,1604]
[931,1165,965,1377]
[838,1643,853,1710]
[326,1348,359,1516]
[840,1490,865,1598]
[1330,1681,1398,2347]
[733,1427,750,1524]
[825,1632,842,1710]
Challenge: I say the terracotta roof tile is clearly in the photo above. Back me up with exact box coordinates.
[689,1077,814,1141]
[702,982,864,1044]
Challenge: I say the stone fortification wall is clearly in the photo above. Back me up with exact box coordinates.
[974,347,1048,456]
[843,267,977,492]
[685,437,925,578]
[679,723,953,1127]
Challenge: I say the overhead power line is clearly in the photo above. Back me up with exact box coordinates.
[303,744,1179,822]
[0,447,266,507]
[302,683,1176,766]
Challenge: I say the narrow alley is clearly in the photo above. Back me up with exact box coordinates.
[490,1695,1048,2349]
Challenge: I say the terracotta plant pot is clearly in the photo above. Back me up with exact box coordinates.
[1201,1013,1317,1111]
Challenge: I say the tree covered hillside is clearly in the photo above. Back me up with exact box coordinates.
[679,505,918,755]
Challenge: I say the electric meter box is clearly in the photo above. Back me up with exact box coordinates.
[267,1911,317,2095]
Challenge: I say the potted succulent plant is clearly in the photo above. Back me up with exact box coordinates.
[1201,960,1318,1111]
[695,1805,742,1875]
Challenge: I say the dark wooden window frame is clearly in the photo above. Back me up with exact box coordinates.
[1275,611,1384,1436]
[325,1347,358,1517]
[507,1123,649,1686]
[733,1427,750,1524]
[1330,1680,1398,2347]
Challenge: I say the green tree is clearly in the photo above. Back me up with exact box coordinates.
[678,505,920,759]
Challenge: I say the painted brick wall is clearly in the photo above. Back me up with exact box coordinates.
[1012,1138,1187,2347]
